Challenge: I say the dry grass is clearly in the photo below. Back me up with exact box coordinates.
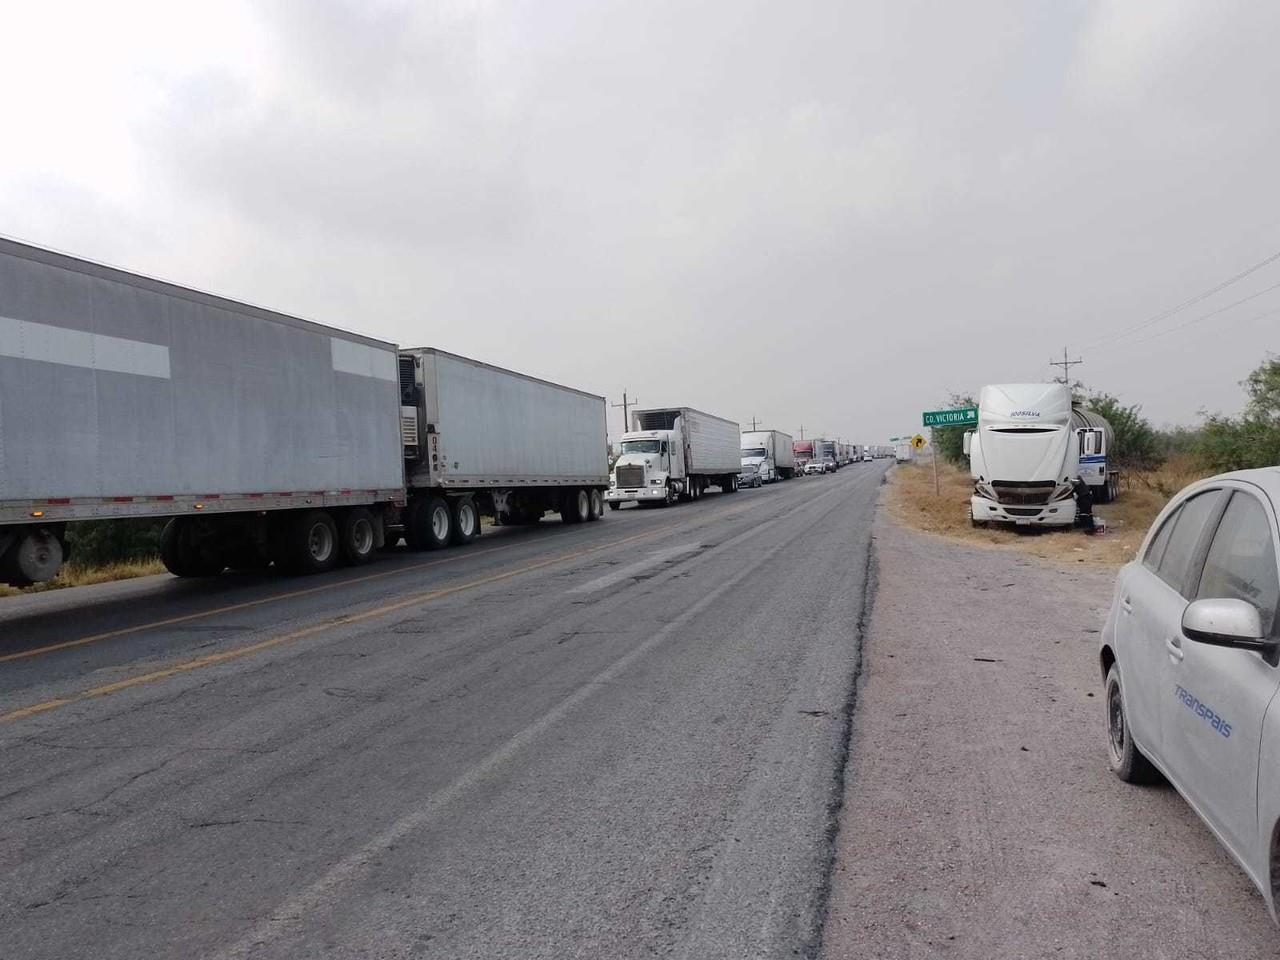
[0,558,166,599]
[886,456,1213,568]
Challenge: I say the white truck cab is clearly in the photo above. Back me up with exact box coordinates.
[609,430,682,506]
[968,383,1118,527]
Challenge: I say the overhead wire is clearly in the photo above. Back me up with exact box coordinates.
[1082,247,1280,349]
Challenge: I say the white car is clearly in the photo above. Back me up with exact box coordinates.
[1100,467,1280,919]
[803,460,826,476]
[737,463,763,488]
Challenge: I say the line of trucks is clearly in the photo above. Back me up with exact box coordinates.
[0,238,829,588]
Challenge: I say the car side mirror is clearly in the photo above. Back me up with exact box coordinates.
[962,431,973,456]
[1182,598,1271,651]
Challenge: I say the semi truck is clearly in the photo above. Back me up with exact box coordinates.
[793,440,815,467]
[740,429,796,482]
[0,237,610,586]
[966,382,1119,528]
[813,439,840,469]
[607,407,741,507]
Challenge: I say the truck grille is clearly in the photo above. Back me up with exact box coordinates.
[991,481,1055,506]
[616,465,645,488]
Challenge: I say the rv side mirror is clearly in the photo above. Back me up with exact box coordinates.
[962,431,973,456]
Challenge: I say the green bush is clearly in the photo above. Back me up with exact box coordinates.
[933,392,976,466]
[1084,392,1162,471]
[1197,356,1280,472]
[65,518,165,568]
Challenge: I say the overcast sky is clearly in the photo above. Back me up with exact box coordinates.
[2,0,1277,443]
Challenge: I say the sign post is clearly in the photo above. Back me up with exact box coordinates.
[919,407,978,496]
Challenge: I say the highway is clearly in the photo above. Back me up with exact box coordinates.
[0,464,886,960]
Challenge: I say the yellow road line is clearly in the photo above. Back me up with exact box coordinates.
[0,524,676,725]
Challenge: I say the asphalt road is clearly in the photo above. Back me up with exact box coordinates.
[0,463,885,960]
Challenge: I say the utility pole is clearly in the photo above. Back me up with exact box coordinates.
[748,416,759,431]
[611,391,636,434]
[797,424,805,439]
[1049,347,1083,384]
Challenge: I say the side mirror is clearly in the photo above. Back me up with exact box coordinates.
[962,431,973,456]
[1182,598,1270,651]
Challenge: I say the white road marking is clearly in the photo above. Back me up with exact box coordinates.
[568,543,702,594]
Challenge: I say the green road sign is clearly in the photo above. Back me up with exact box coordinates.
[922,406,978,428]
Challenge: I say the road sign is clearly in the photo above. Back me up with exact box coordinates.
[911,434,926,450]
[922,406,978,428]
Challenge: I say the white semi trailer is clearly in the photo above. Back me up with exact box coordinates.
[966,382,1118,528]
[740,429,796,482]
[0,237,609,586]
[607,407,741,507]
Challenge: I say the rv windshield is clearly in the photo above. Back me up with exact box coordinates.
[620,440,662,455]
[741,448,767,458]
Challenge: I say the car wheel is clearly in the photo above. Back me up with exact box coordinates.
[1105,663,1158,783]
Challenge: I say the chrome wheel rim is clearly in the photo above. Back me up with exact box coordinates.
[308,523,334,562]
[432,506,450,540]
[1107,678,1126,763]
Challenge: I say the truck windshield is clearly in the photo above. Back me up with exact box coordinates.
[620,440,662,455]
[741,448,767,458]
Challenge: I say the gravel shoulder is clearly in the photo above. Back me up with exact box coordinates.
[821,497,1279,959]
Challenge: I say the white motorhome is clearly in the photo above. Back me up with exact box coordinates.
[740,429,796,482]
[966,383,1118,528]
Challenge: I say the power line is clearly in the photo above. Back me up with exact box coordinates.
[1083,247,1280,349]
[1129,301,1280,348]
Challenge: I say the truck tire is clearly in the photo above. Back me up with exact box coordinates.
[1,528,65,587]
[450,496,481,545]
[283,510,339,574]
[1105,664,1157,784]
[413,496,452,550]
[339,508,377,565]
[561,488,590,525]
[161,518,225,578]
[588,489,604,520]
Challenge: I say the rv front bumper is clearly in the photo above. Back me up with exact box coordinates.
[970,494,1074,527]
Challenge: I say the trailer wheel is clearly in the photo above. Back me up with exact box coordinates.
[561,488,590,525]
[1,528,65,587]
[161,518,225,578]
[340,508,377,565]
[588,489,603,520]
[450,497,481,545]
[410,496,452,550]
[280,510,339,574]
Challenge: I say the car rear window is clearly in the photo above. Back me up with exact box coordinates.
[1196,491,1280,637]
[1154,490,1223,598]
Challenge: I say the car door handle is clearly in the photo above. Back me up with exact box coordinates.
[1165,637,1184,662]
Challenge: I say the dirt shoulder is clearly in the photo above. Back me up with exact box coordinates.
[821,504,1278,959]
[885,458,1193,568]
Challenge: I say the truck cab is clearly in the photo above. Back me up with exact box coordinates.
[608,430,683,506]
[740,443,774,483]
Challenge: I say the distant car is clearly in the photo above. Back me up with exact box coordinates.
[862,452,873,462]
[738,463,763,488]
[1100,467,1280,920]
[803,460,826,476]
[822,458,837,473]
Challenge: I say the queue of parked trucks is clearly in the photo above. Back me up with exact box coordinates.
[0,238,888,588]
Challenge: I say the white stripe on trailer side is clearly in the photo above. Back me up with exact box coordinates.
[330,337,397,382]
[0,315,171,379]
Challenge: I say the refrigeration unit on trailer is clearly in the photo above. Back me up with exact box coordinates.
[0,237,610,587]
[966,382,1119,528]
[608,407,741,507]
[399,348,610,543]
[740,429,796,482]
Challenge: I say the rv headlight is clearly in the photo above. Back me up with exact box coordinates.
[1052,483,1076,501]
[975,481,997,501]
